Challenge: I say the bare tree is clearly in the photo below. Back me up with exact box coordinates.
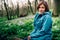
[4,0,10,20]
[28,0,34,14]
[35,0,38,14]
[16,1,19,17]
[53,0,60,17]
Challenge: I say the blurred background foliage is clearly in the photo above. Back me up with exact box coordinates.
[0,0,60,40]
[0,17,60,40]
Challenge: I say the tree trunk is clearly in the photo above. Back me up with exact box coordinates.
[53,0,60,17]
[4,0,10,20]
[16,2,19,17]
[28,0,34,14]
[35,0,37,14]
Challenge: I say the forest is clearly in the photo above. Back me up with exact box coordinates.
[0,0,60,40]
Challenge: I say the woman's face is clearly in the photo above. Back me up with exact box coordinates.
[39,4,45,14]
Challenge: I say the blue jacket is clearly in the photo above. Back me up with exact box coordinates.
[30,11,53,40]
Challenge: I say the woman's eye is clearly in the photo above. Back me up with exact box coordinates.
[39,7,45,8]
[41,7,45,8]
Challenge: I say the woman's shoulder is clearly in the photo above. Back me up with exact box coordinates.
[44,11,52,17]
[35,12,39,15]
[34,12,39,17]
[43,13,52,22]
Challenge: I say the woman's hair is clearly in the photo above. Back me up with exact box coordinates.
[37,1,49,12]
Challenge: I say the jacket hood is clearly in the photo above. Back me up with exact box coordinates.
[44,11,52,16]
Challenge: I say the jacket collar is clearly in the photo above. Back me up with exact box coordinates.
[37,11,52,16]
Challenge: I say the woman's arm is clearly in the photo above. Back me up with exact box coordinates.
[30,13,39,35]
[30,15,52,38]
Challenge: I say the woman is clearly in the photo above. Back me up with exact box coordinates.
[24,1,52,40]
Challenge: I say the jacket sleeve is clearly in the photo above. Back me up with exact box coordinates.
[30,15,52,38]
[30,13,39,35]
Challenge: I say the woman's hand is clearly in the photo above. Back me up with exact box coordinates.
[28,36,31,40]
